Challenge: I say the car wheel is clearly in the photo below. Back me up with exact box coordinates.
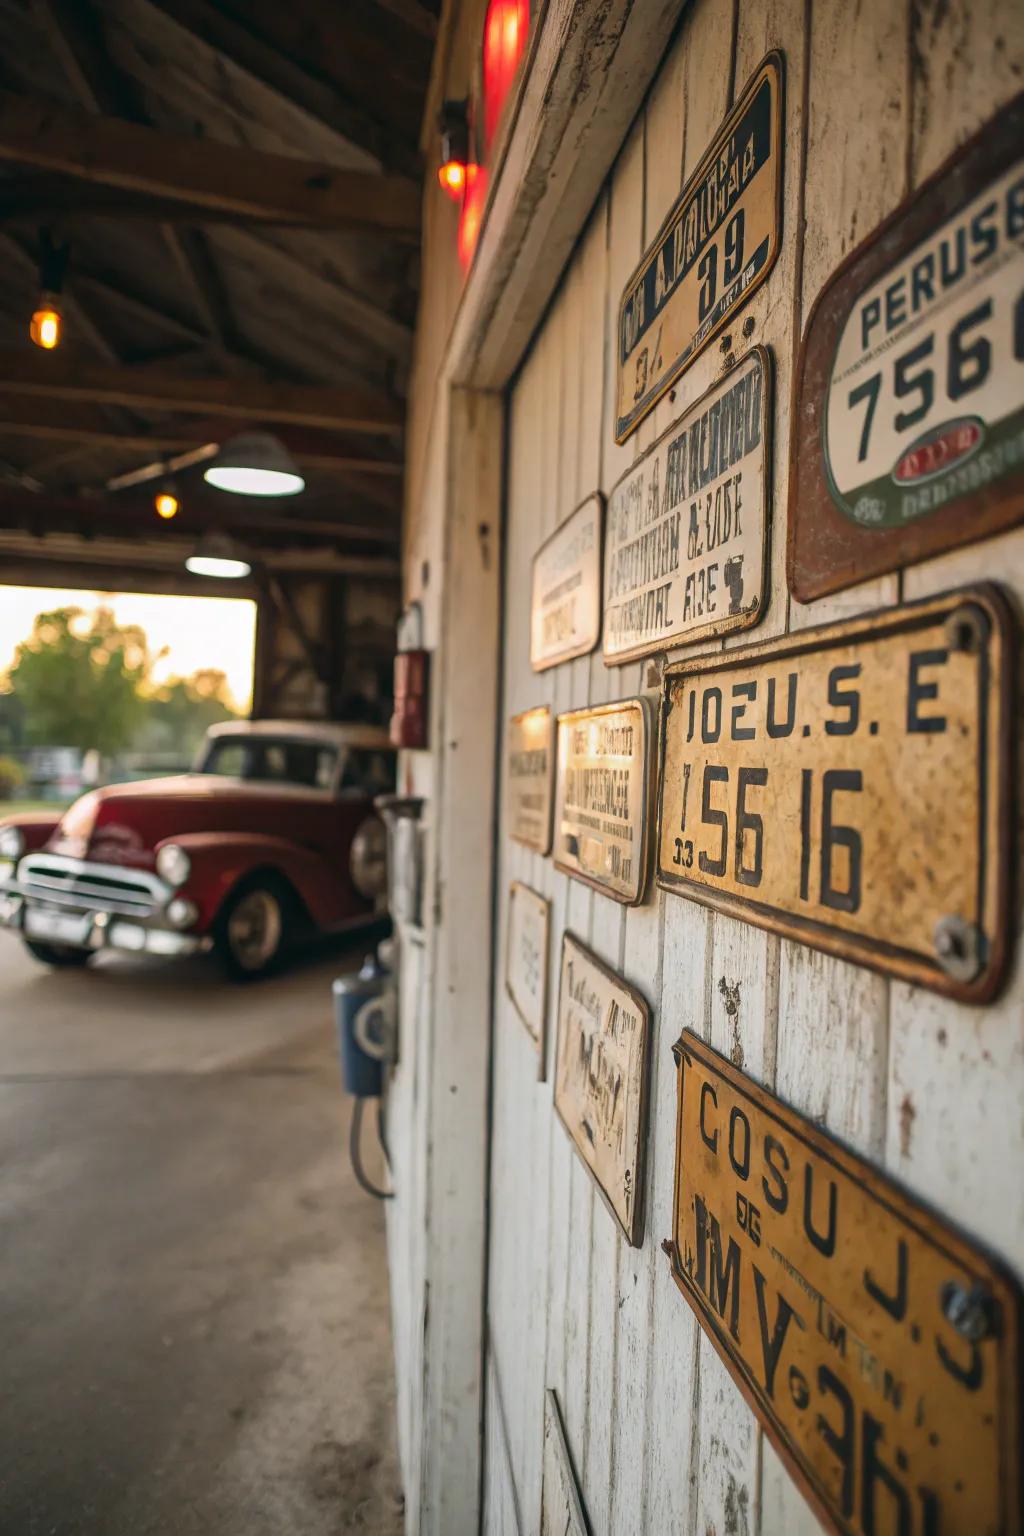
[216,877,294,982]
[24,940,92,968]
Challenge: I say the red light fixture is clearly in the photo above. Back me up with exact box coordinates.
[438,159,467,200]
[438,99,470,203]
[457,163,488,270]
[482,0,529,152]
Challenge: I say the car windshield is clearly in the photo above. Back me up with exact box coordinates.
[201,738,339,790]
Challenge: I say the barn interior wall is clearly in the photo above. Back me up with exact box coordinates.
[388,0,1024,1532]
[485,1,1024,1533]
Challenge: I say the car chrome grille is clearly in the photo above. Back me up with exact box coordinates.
[17,854,169,918]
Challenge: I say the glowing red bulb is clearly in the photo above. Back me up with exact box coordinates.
[438,160,467,200]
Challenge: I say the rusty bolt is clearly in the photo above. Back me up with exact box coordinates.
[933,916,983,982]
[941,1280,998,1343]
[944,602,989,655]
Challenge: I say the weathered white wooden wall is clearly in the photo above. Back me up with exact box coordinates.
[485,0,1024,1531]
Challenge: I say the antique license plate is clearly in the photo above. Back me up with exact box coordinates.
[790,95,1024,600]
[656,586,1013,1000]
[615,53,783,443]
[506,881,550,1068]
[605,348,771,663]
[669,1032,1023,1536]
[25,907,90,945]
[554,698,652,905]
[507,705,554,851]
[530,495,602,671]
[554,934,650,1245]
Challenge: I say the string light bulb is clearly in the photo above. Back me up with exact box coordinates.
[30,231,70,351]
[30,295,62,350]
[437,159,467,199]
[437,99,470,204]
[155,487,179,520]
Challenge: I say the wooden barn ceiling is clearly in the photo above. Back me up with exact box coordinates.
[0,0,438,586]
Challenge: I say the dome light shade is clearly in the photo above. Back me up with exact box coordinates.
[185,530,252,580]
[203,432,304,497]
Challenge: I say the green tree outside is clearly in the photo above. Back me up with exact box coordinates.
[3,607,238,761]
[6,606,155,756]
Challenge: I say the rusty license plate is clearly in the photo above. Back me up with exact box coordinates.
[656,586,1013,1001]
[669,1032,1022,1536]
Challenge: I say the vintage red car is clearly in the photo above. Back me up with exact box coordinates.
[0,720,395,980]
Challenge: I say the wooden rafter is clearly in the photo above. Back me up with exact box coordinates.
[0,91,421,237]
[0,396,405,474]
[0,487,400,545]
[0,348,404,432]
[212,227,414,363]
[31,0,242,362]
[135,0,418,174]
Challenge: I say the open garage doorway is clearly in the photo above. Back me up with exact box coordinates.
[0,583,257,808]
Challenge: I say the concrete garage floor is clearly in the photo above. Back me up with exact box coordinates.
[0,934,403,1535]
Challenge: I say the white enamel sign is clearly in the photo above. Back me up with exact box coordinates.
[824,161,1024,530]
[554,934,650,1245]
[505,881,550,1069]
[530,495,602,671]
[553,698,651,905]
[506,705,554,852]
[604,347,771,663]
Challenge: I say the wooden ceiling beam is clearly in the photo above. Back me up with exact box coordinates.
[0,398,405,474]
[30,0,244,365]
[135,0,419,174]
[212,226,414,363]
[372,0,439,42]
[209,0,431,143]
[0,90,421,237]
[0,486,400,543]
[0,348,404,432]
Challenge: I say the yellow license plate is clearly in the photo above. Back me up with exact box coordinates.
[670,1032,1022,1536]
[656,586,1013,1001]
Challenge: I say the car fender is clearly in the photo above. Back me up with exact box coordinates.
[157,831,359,932]
[0,813,65,854]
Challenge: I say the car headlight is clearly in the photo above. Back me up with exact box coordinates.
[156,844,191,887]
[166,896,199,930]
[0,826,25,860]
[350,816,387,899]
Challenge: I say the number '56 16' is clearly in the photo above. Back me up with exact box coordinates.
[848,292,1024,463]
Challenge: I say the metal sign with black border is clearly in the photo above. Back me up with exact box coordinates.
[789,92,1024,601]
[668,1030,1023,1536]
[615,52,784,444]
[655,585,1014,1002]
[604,347,772,663]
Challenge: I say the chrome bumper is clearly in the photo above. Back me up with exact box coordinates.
[0,858,211,958]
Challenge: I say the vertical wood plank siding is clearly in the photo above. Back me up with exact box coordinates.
[484,0,1024,1531]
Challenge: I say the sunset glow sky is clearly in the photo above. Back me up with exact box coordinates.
[0,586,257,711]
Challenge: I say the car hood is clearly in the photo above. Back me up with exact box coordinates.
[47,775,336,866]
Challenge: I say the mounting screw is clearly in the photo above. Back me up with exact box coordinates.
[933,915,984,982]
[944,602,989,655]
[941,1280,999,1342]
